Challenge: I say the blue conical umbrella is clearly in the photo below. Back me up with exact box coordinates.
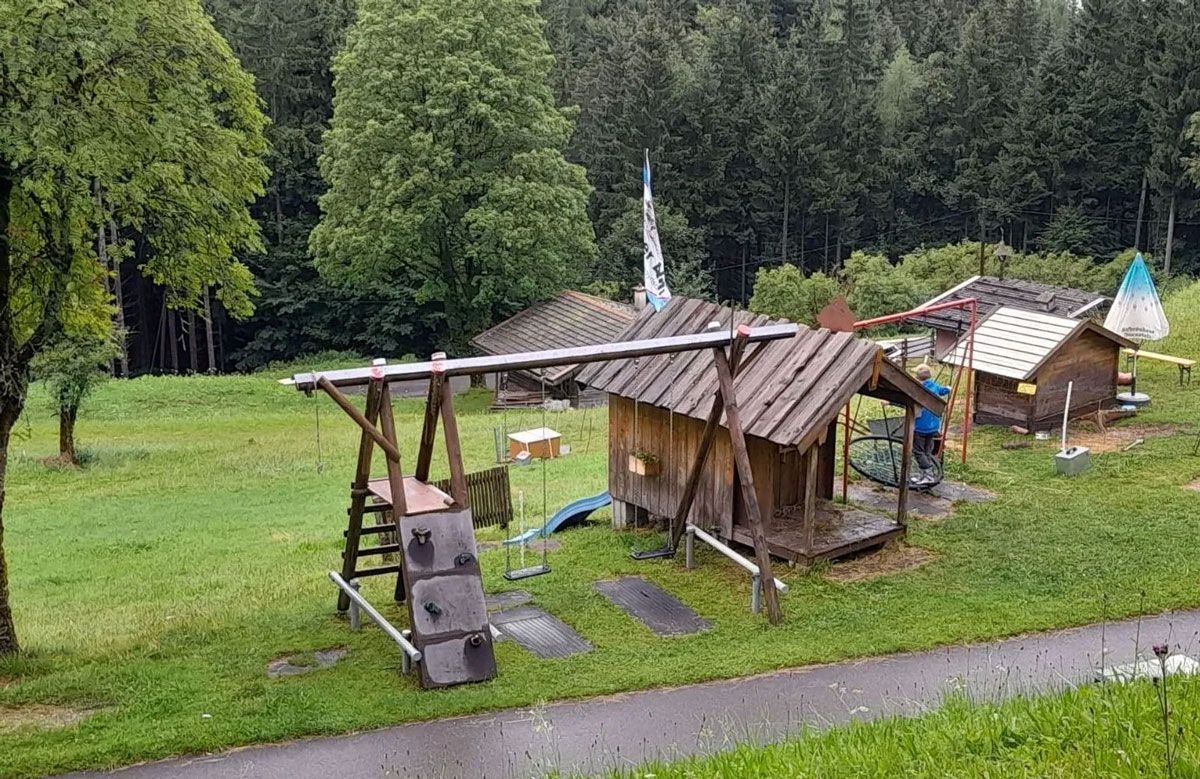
[1104,253,1169,401]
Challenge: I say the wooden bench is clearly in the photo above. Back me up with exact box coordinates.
[1123,348,1195,385]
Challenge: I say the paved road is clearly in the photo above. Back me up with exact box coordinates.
[70,609,1200,779]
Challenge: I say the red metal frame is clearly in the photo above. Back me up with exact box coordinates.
[839,298,978,500]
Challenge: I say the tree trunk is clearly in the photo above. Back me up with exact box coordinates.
[0,398,24,654]
[202,286,216,374]
[823,214,830,268]
[780,177,790,265]
[1164,191,1176,277]
[59,402,78,465]
[167,309,178,374]
[108,222,128,378]
[977,212,986,276]
[1134,171,1148,251]
[186,311,199,373]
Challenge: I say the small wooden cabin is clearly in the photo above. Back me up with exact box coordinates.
[911,276,1109,356]
[579,299,946,565]
[471,291,634,406]
[942,306,1133,429]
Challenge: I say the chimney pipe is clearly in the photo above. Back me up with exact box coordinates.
[633,285,648,311]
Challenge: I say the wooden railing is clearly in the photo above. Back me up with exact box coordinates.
[435,466,512,529]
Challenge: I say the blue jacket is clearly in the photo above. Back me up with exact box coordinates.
[915,378,950,434]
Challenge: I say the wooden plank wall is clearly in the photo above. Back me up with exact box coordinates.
[609,395,812,538]
[973,373,1033,427]
[1031,329,1120,425]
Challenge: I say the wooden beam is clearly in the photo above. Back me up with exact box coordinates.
[802,446,819,558]
[713,341,783,624]
[337,380,383,612]
[668,337,748,550]
[439,375,468,506]
[414,372,445,482]
[317,376,402,464]
[375,381,408,602]
[288,324,798,390]
[376,382,407,519]
[898,402,915,527]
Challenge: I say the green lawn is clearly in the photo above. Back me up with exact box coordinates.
[2,287,1200,777]
[617,674,1200,778]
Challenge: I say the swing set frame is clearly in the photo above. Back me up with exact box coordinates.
[840,297,978,500]
[287,321,799,627]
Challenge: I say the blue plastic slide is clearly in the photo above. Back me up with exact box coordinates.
[503,491,611,546]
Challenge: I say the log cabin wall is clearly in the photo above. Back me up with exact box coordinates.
[608,395,806,538]
[972,373,1034,428]
[1030,329,1120,426]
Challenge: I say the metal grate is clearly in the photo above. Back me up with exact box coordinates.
[490,606,591,659]
[594,577,710,637]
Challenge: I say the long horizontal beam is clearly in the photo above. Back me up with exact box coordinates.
[283,323,799,391]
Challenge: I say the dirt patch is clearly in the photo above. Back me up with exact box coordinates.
[1185,480,1200,492]
[0,704,99,734]
[1056,422,1185,453]
[826,542,937,584]
[846,483,953,520]
[267,647,348,679]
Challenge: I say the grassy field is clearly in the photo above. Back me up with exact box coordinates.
[618,674,1200,778]
[1,287,1200,777]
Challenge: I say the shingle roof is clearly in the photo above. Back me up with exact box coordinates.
[911,276,1108,332]
[579,298,945,450]
[941,306,1133,381]
[471,291,635,386]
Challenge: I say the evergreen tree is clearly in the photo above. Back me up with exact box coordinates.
[312,0,597,352]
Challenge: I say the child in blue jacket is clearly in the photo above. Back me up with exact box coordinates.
[913,364,950,485]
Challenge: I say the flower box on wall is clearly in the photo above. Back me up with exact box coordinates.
[628,453,661,477]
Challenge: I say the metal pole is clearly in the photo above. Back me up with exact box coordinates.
[751,574,762,613]
[685,526,695,569]
[328,571,422,663]
[401,630,413,675]
[349,579,361,631]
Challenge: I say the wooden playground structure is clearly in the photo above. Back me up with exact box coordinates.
[287,320,798,686]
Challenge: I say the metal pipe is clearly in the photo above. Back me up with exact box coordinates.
[329,571,422,663]
[348,579,361,631]
[686,525,789,592]
[852,296,980,330]
[685,526,695,569]
[751,573,762,613]
[401,630,413,675]
[286,324,799,390]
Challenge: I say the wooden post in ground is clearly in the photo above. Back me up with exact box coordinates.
[439,375,469,506]
[713,334,783,624]
[415,372,445,482]
[802,445,819,559]
[337,381,383,612]
[898,402,915,528]
[375,381,408,601]
[668,337,748,550]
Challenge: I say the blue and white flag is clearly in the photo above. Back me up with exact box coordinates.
[643,150,671,312]
[1104,253,1169,342]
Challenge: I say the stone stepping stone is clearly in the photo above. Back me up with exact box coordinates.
[485,590,532,612]
[928,480,996,503]
[490,606,591,659]
[593,577,710,637]
[847,483,953,519]
[267,648,347,678]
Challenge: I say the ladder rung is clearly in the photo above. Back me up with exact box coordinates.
[352,544,400,558]
[353,564,402,578]
[345,524,396,538]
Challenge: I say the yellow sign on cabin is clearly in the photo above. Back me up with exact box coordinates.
[1017,382,1037,395]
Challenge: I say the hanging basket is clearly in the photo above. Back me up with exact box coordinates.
[628,453,661,477]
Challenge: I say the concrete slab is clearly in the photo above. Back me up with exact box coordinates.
[846,483,953,519]
[928,480,996,503]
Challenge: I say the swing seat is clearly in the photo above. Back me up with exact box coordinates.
[847,435,943,490]
[367,477,455,515]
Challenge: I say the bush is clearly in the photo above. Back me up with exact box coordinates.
[842,251,923,323]
[748,264,837,325]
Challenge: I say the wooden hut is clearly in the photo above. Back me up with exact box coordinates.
[941,306,1133,429]
[579,299,946,565]
[911,276,1109,356]
[471,291,635,406]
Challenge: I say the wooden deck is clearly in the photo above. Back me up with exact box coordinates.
[367,477,453,516]
[730,500,903,565]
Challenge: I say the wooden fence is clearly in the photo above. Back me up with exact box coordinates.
[435,466,512,529]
